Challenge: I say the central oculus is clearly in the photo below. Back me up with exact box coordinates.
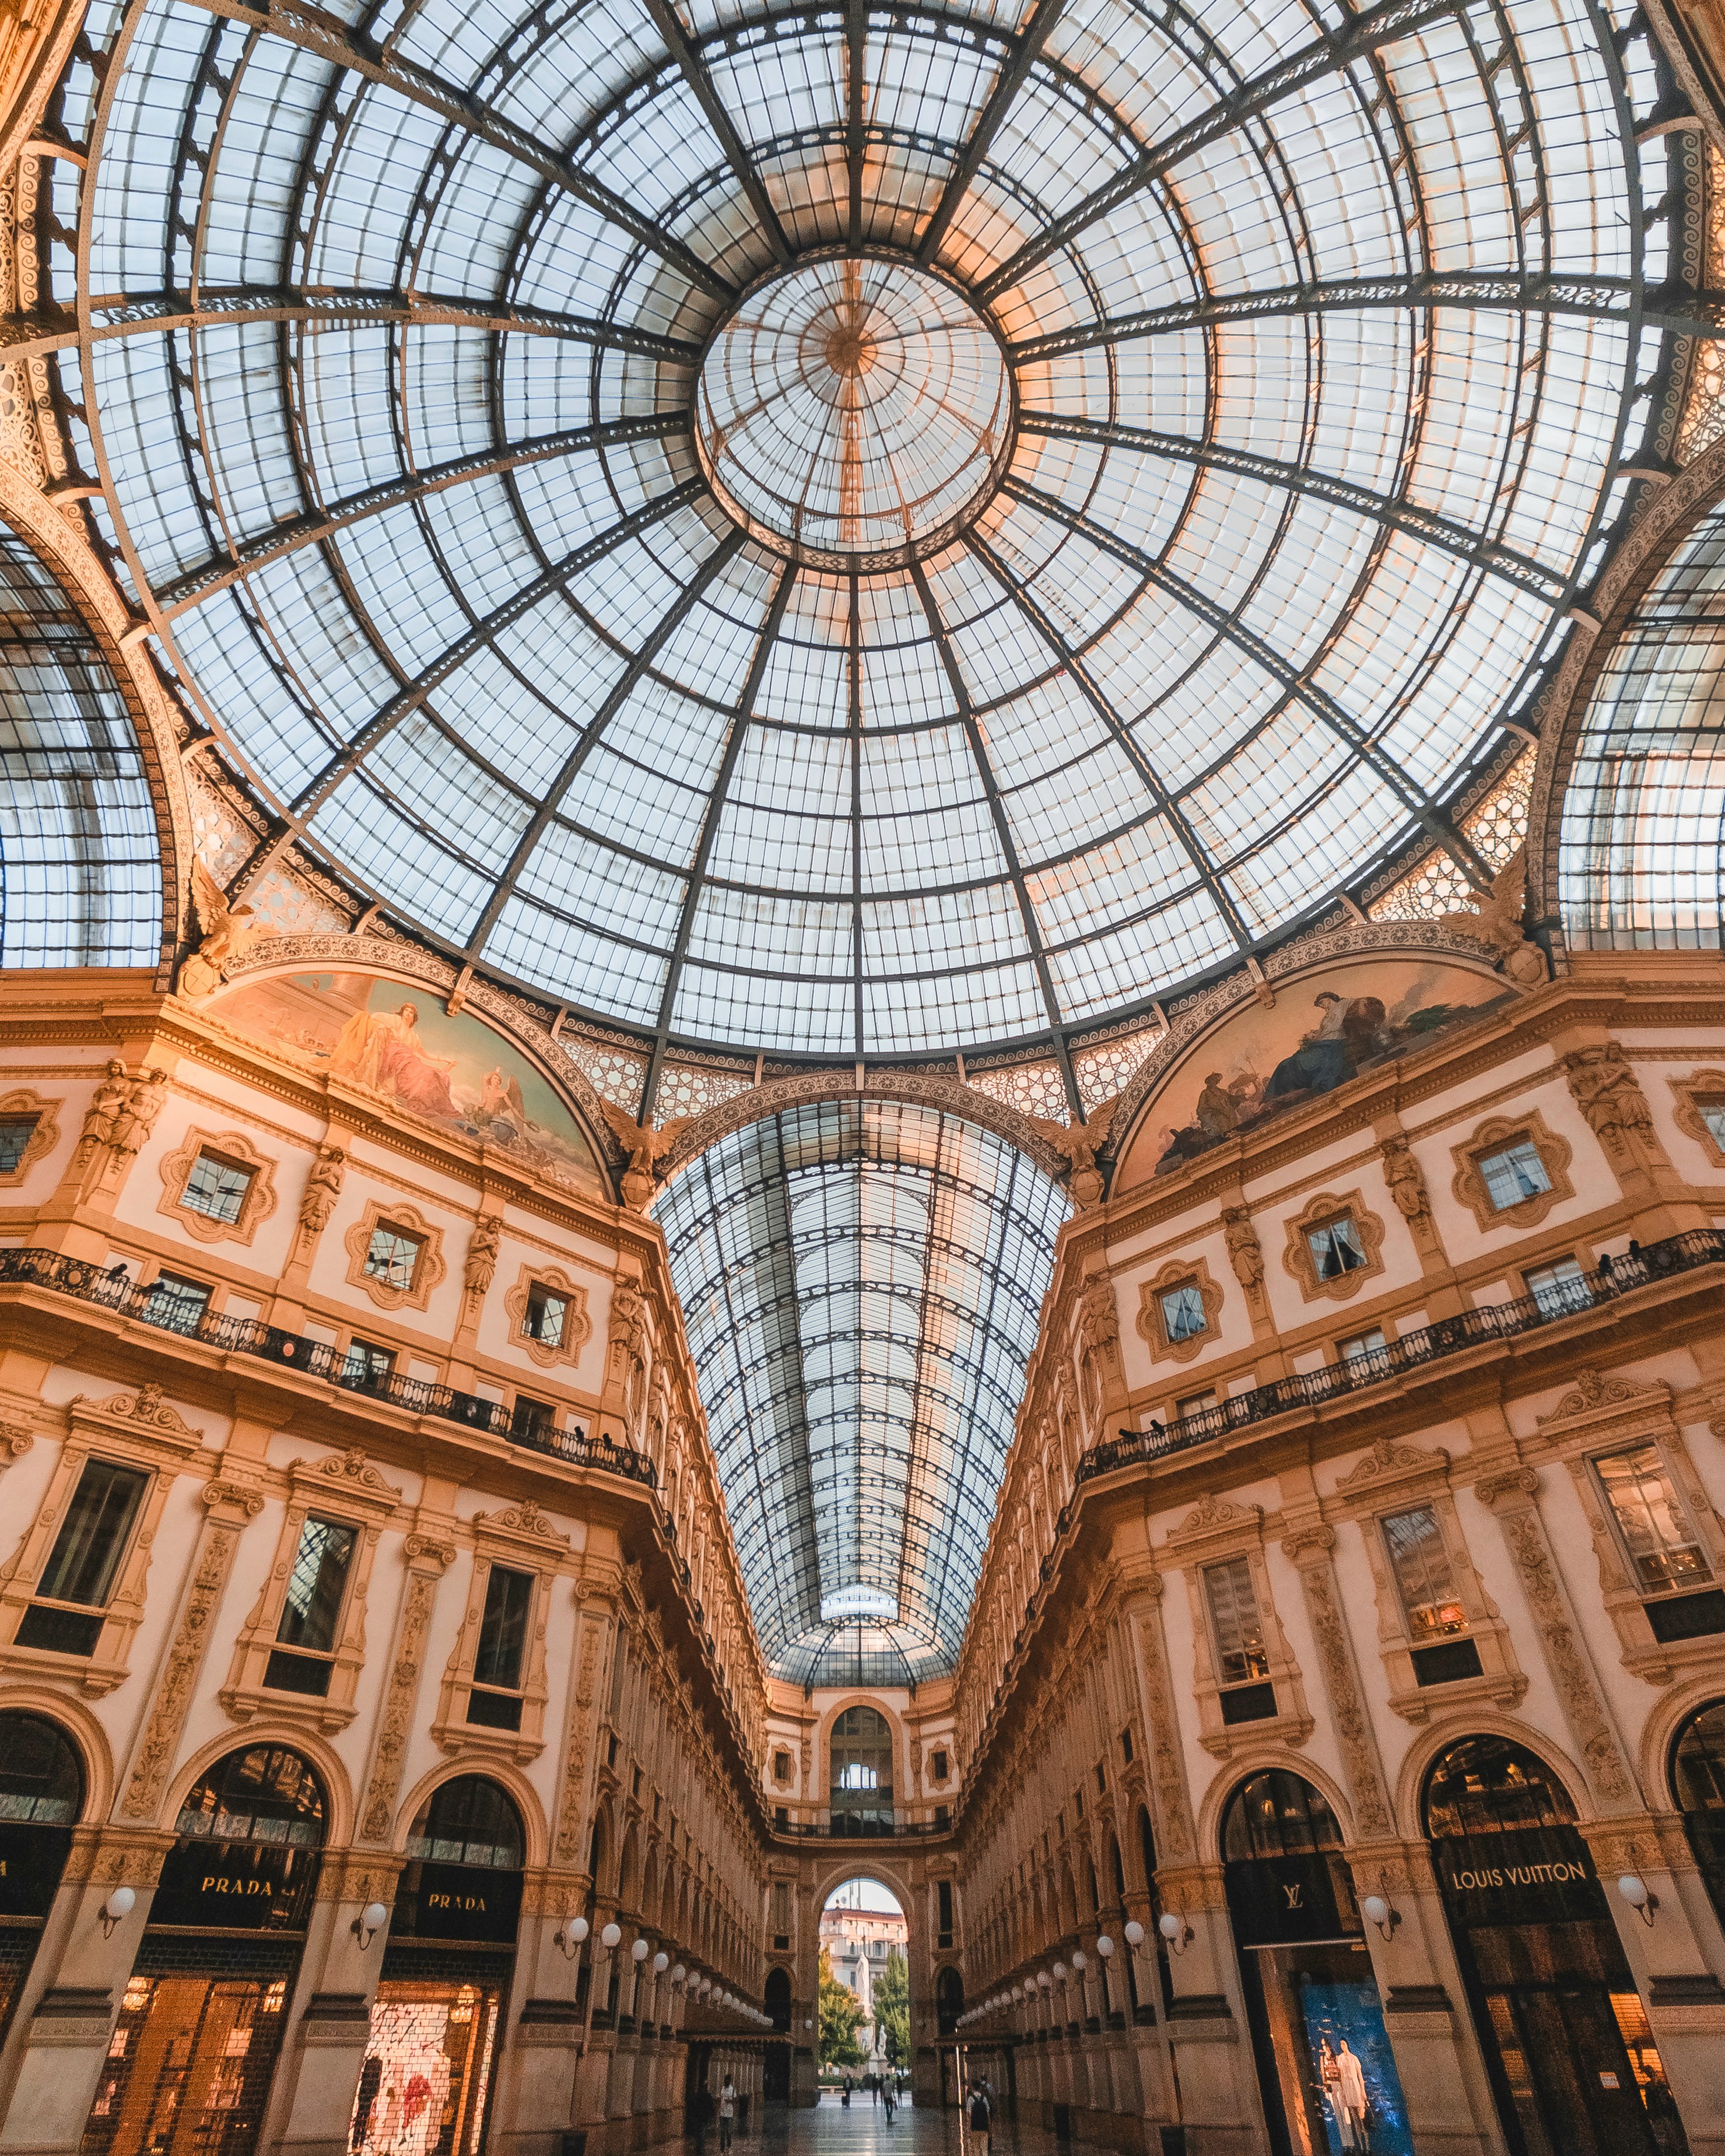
[695,256,1014,571]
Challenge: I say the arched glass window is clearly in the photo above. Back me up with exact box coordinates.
[153,1746,327,1932]
[407,1777,525,1869]
[1222,1769,1348,1862]
[1671,1699,1725,1931]
[830,1708,895,1834]
[1423,1734,1578,1841]
[765,1966,792,2032]
[935,1965,963,2036]
[0,1712,83,1824]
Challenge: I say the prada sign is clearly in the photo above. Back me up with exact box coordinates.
[149,1837,321,1932]
[391,1859,523,1944]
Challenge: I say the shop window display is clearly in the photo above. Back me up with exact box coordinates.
[1221,1772,1412,2156]
[82,1967,289,2156]
[348,1980,502,2156]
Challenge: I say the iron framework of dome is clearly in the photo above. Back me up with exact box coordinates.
[654,1098,1067,1688]
[48,0,1696,1086]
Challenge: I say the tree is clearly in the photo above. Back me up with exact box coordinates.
[874,1946,910,2067]
[818,1947,867,2070]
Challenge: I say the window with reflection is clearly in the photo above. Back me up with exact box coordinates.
[1671,1701,1725,1934]
[830,1707,895,1834]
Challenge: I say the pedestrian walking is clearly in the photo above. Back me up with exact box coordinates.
[967,2079,992,2156]
[870,2074,878,2106]
[718,2077,736,2154]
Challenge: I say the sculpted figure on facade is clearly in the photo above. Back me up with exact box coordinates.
[77,1060,132,1163]
[180,858,272,1000]
[1222,1204,1265,1289]
[297,1143,345,1241]
[464,1212,502,1299]
[1026,1093,1120,1210]
[1379,1131,1432,1226]
[108,1068,169,1163]
[1562,1041,1657,1158]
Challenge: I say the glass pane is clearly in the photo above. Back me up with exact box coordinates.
[1594,1445,1710,1590]
[36,1460,148,1608]
[0,1118,39,1174]
[1205,1557,1269,1686]
[182,1152,254,1224]
[274,1518,357,1653]
[1527,1260,1587,1317]
[1382,1507,1466,1639]
[349,1980,503,2156]
[141,1274,211,1334]
[1480,1141,1552,1210]
[1307,1217,1366,1278]
[81,1973,292,2156]
[364,1227,421,1289]
[524,1288,566,1346]
[473,1568,532,1690]
[1160,1284,1207,1341]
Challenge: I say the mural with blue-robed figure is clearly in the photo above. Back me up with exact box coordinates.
[1113,953,1513,1191]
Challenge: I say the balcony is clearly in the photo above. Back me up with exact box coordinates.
[0,1245,655,1488]
[1075,1229,1725,1490]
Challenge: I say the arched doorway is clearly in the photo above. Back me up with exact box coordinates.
[0,1712,82,2045]
[83,1744,327,2156]
[1221,1769,1412,2156]
[1670,1699,1725,1931]
[349,1775,527,2156]
[819,1877,908,2098]
[830,1708,895,1835]
[1425,1734,1688,2156]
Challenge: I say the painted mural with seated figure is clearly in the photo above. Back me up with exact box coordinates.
[207,969,604,1194]
[1121,955,1516,1184]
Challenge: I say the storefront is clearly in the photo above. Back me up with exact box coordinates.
[0,1712,82,2043]
[82,1744,325,2156]
[1424,1734,1689,2156]
[348,1776,524,2156]
[1222,1770,1412,2156]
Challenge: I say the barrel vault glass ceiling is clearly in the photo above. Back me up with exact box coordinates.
[59,0,1685,1068]
[655,1100,1067,1688]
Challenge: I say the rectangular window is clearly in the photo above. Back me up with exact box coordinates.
[274,1519,357,1654]
[523,1284,568,1347]
[1594,1444,1712,1592]
[1160,1282,1207,1342]
[1341,1328,1387,1364]
[141,1272,211,1334]
[181,1150,254,1225]
[937,1881,953,1943]
[342,1340,395,1389]
[1381,1506,1467,1639]
[774,1750,792,1781]
[474,1565,532,1688]
[1120,1727,1134,1764]
[1479,1138,1552,1211]
[1526,1256,1587,1317]
[17,1459,148,1655]
[1306,1215,1367,1279]
[363,1223,422,1291]
[931,1749,948,1782]
[1203,1556,1271,1687]
[0,1115,40,1175]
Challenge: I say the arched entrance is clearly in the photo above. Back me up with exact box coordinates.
[1425,1734,1689,2156]
[0,1712,83,2046]
[764,1968,793,2101]
[349,1775,527,2156]
[1221,1769,1412,2156]
[819,1876,909,2100]
[84,1744,327,2156]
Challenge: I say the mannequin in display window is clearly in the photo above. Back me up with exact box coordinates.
[1320,2036,1371,2150]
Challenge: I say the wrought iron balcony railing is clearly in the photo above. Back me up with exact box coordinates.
[0,1244,655,1487]
[1075,1229,1725,1489]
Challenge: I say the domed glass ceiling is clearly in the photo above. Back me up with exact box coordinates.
[65,0,1674,1062]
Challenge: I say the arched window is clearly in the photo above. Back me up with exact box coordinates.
[0,1712,83,1823]
[152,1745,327,1932]
[935,1965,963,2036]
[0,1713,84,2045]
[1222,1768,1347,1861]
[407,1776,525,1869]
[830,1707,895,1832]
[1423,1733,1577,1841]
[1671,1699,1725,1929]
[765,1965,792,2032]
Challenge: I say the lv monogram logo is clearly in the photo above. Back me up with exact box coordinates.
[1282,1884,1303,1909]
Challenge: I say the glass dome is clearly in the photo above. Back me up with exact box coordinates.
[67,0,1672,1060]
